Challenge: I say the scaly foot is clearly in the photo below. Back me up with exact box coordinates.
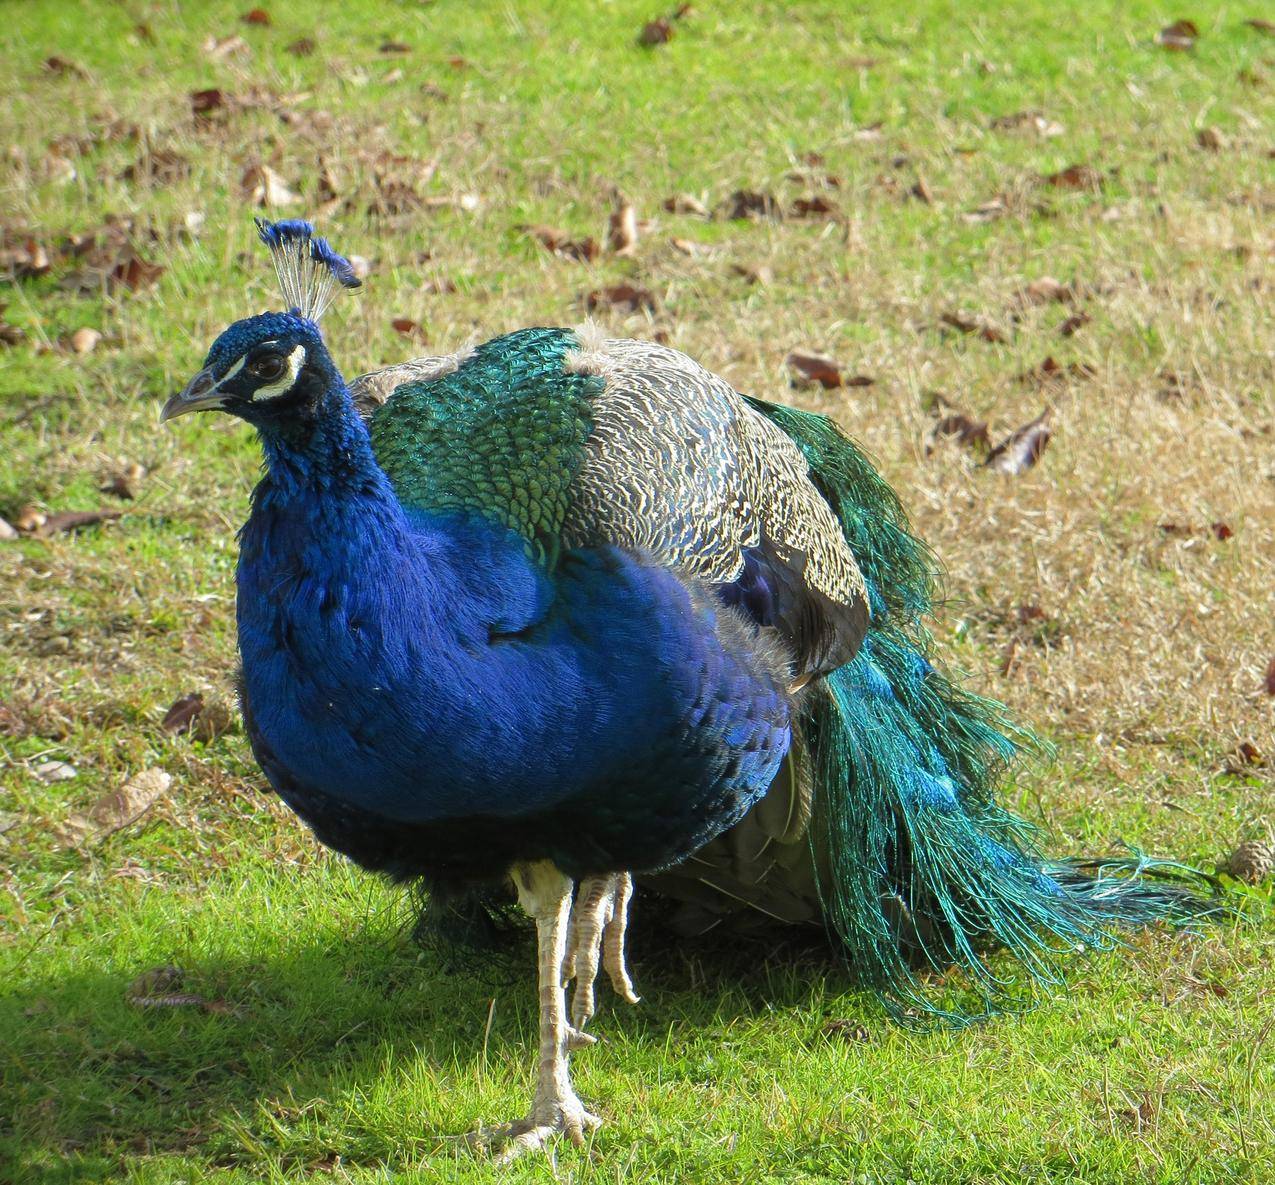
[468,1090,601,1163]
[564,872,640,1032]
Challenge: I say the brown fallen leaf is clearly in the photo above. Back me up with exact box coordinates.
[940,312,1006,343]
[1195,127,1226,151]
[608,197,639,255]
[1221,741,1265,775]
[242,164,300,208]
[1264,657,1275,696]
[639,17,674,45]
[56,768,171,848]
[670,237,710,256]
[928,412,992,456]
[162,692,206,735]
[16,508,124,537]
[717,190,781,221]
[0,238,52,279]
[663,193,709,216]
[585,284,657,313]
[378,40,410,54]
[34,760,77,783]
[985,411,1051,474]
[1016,355,1095,386]
[286,37,316,56]
[1058,311,1091,337]
[963,198,1007,224]
[0,305,24,347]
[109,253,165,291]
[1020,276,1074,304]
[126,966,232,1014]
[43,56,88,78]
[190,88,226,116]
[730,262,771,285]
[390,318,426,341]
[521,225,600,262]
[1044,163,1103,190]
[202,33,251,60]
[1245,19,1275,35]
[908,176,933,204]
[1157,19,1199,50]
[989,110,1064,137]
[100,461,146,500]
[789,194,840,218]
[787,351,844,389]
[242,7,271,24]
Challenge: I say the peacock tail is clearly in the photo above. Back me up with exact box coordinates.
[747,397,1218,1022]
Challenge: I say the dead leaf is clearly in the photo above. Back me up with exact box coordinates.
[787,351,844,389]
[730,262,771,285]
[985,411,1052,474]
[789,194,840,218]
[908,176,933,203]
[1196,127,1226,151]
[390,318,426,341]
[639,18,674,45]
[963,197,1007,223]
[928,412,992,456]
[379,41,411,54]
[1265,657,1275,696]
[0,305,24,347]
[241,164,300,208]
[126,966,232,1014]
[190,88,226,116]
[670,237,709,256]
[20,508,123,536]
[34,760,78,784]
[990,110,1064,137]
[585,284,657,313]
[109,253,165,291]
[1222,741,1264,775]
[1016,356,1095,386]
[717,190,782,221]
[663,193,709,216]
[56,768,171,847]
[1021,276,1074,304]
[42,56,88,79]
[162,693,206,734]
[608,197,639,255]
[202,33,251,60]
[1059,311,1091,337]
[100,461,146,500]
[1157,19,1199,50]
[0,238,52,279]
[242,7,271,24]
[286,37,316,56]
[521,225,600,262]
[1245,19,1275,35]
[940,312,1006,343]
[1044,163,1103,190]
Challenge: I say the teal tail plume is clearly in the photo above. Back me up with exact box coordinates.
[745,397,1221,1023]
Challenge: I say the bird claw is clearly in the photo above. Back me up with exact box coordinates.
[468,1097,601,1164]
[564,872,640,1032]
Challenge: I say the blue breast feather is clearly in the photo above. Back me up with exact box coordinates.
[236,479,793,876]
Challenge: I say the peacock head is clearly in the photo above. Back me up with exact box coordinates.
[161,220,361,427]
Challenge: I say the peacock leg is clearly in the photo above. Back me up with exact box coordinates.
[565,872,640,1033]
[470,861,601,1162]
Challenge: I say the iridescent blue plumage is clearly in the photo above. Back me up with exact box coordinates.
[163,221,1219,1155]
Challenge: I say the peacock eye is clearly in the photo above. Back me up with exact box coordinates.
[248,353,286,381]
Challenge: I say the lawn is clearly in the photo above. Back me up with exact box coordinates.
[1,1,1273,1181]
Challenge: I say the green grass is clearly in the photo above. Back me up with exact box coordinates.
[2,1,1273,1181]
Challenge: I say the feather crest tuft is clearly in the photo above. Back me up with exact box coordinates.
[255,218,360,322]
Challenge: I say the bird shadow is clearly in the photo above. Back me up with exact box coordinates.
[0,905,872,1182]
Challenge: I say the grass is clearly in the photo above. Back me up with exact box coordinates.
[2,0,1273,1180]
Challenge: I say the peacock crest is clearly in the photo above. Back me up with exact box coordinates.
[255,218,361,322]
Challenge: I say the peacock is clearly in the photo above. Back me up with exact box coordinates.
[162,219,1213,1159]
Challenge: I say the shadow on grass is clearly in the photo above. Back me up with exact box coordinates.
[0,906,872,1182]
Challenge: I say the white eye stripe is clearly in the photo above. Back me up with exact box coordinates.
[249,344,307,402]
[216,341,281,390]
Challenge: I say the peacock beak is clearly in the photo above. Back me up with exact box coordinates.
[161,366,225,422]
